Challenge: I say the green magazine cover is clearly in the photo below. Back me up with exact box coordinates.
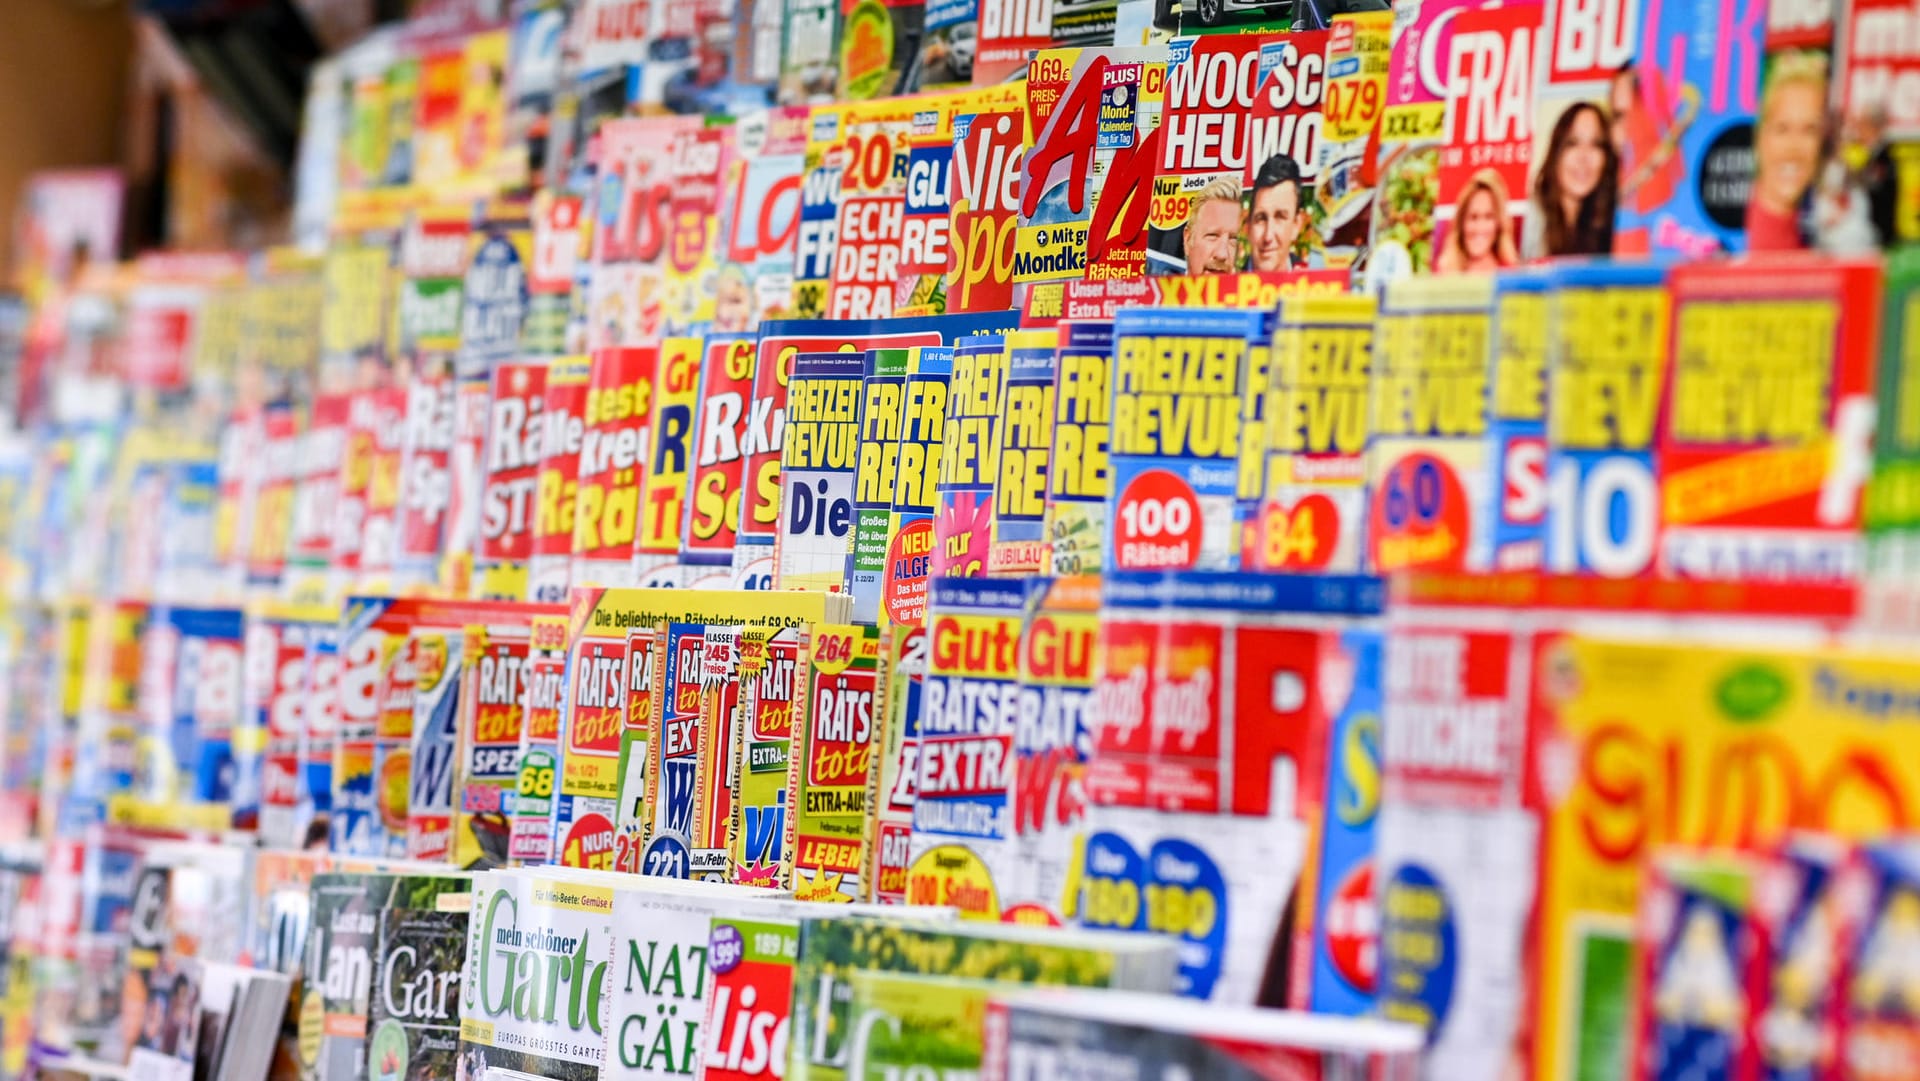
[786,917,1175,1081]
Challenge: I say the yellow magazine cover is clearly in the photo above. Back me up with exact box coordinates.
[1534,638,1920,1081]
[932,335,1008,578]
[611,624,658,874]
[1260,292,1374,572]
[988,329,1057,575]
[1367,274,1493,575]
[633,336,704,586]
[729,625,805,888]
[1044,322,1114,576]
[786,623,887,902]
[848,348,913,627]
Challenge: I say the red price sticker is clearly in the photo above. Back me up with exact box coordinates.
[1368,453,1469,572]
[1114,470,1202,570]
[1260,493,1339,570]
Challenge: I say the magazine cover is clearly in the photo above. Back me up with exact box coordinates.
[780,0,839,104]
[1242,32,1330,272]
[1613,0,1765,256]
[701,916,798,1081]
[730,627,802,888]
[304,620,343,843]
[456,618,536,869]
[1631,852,1759,1081]
[1017,47,1168,290]
[1373,622,1540,1081]
[1315,11,1391,270]
[662,127,734,336]
[647,623,711,880]
[1083,573,1367,1003]
[933,334,1010,579]
[774,352,868,593]
[247,614,314,840]
[1148,35,1268,277]
[682,335,759,581]
[530,354,592,603]
[738,316,1015,589]
[1833,0,1918,252]
[592,118,700,350]
[288,393,351,599]
[947,108,1025,314]
[1542,261,1669,577]
[473,360,547,601]
[457,203,532,380]
[974,0,1122,86]
[360,387,411,590]
[334,599,412,859]
[508,615,570,864]
[366,907,467,1081]
[556,596,627,872]
[838,971,996,1081]
[848,350,911,626]
[715,107,809,332]
[1427,2,1540,279]
[526,193,582,357]
[405,628,462,863]
[871,623,926,904]
[1366,275,1494,575]
[1527,0,1632,261]
[797,98,918,317]
[572,346,661,590]
[1107,307,1266,573]
[444,369,493,597]
[1482,268,1549,571]
[613,625,660,875]
[634,338,703,586]
[601,880,790,1081]
[395,371,459,592]
[257,607,327,850]
[787,916,1173,1081]
[880,346,954,628]
[988,330,1057,575]
[785,624,885,902]
[1365,0,1482,283]
[458,870,614,1081]
[907,578,1028,919]
[1657,257,1879,584]
[1533,640,1920,1081]
[1045,322,1115,576]
[302,873,469,1081]
[1294,626,1382,1017]
[390,205,471,376]
[1752,837,1851,1081]
[695,628,749,880]
[1838,841,1920,1081]
[1007,574,1097,923]
[838,0,924,99]
[1869,250,1920,582]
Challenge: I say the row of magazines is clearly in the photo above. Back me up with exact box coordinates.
[0,840,1422,1081]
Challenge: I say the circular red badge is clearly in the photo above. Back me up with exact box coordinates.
[1368,453,1469,572]
[1113,470,1202,570]
[1259,493,1340,570]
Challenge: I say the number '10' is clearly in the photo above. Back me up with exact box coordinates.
[1545,457,1656,578]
